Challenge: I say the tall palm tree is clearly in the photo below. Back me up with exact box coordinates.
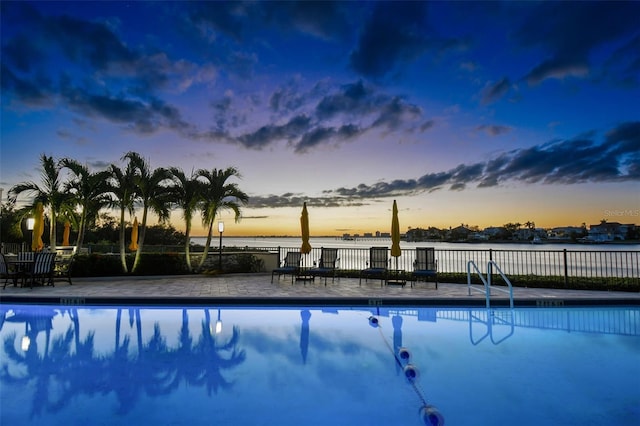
[60,158,112,251]
[123,152,173,273]
[8,154,71,250]
[196,167,249,270]
[107,160,138,273]
[169,167,204,272]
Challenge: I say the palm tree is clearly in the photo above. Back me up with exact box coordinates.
[8,154,71,250]
[60,158,112,251]
[196,167,249,270]
[123,152,173,273]
[169,167,204,272]
[107,160,138,273]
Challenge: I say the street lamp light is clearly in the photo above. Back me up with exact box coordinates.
[27,218,35,250]
[218,221,224,271]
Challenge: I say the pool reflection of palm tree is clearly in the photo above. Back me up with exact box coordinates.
[192,309,246,395]
[0,308,84,416]
[112,308,175,413]
[164,309,203,391]
[1,307,247,417]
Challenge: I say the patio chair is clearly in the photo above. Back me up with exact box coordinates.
[1,253,20,289]
[271,251,302,284]
[54,253,75,285]
[18,252,34,262]
[359,247,389,287]
[411,247,438,289]
[24,252,57,288]
[309,248,339,285]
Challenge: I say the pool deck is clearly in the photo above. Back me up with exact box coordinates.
[1,273,639,306]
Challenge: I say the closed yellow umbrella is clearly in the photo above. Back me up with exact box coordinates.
[300,202,311,255]
[32,202,45,252]
[62,220,71,246]
[129,217,139,251]
[391,200,401,261]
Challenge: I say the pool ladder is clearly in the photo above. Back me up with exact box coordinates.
[467,260,514,309]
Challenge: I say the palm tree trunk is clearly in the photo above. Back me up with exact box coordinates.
[119,206,128,273]
[77,209,88,250]
[132,207,149,273]
[49,209,57,251]
[198,220,214,269]
[184,222,192,272]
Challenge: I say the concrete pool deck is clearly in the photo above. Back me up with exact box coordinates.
[1,273,639,306]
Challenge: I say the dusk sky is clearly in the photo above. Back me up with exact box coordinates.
[1,1,639,237]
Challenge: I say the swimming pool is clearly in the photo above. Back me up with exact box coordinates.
[1,304,638,425]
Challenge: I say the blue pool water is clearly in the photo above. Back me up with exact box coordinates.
[1,304,638,425]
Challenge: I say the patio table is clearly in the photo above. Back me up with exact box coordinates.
[4,258,35,288]
[386,269,406,286]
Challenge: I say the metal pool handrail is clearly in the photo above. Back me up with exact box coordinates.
[467,260,514,309]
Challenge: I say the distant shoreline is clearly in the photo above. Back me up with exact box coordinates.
[190,236,640,245]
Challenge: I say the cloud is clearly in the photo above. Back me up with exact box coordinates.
[253,122,640,207]
[480,77,511,104]
[260,1,352,41]
[603,35,640,87]
[515,2,640,85]
[59,81,191,134]
[0,64,53,105]
[237,115,313,149]
[349,1,466,78]
[475,125,512,137]
[224,80,426,152]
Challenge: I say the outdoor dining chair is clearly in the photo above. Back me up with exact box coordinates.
[411,247,438,289]
[309,248,340,285]
[0,253,20,289]
[271,251,302,284]
[54,253,75,285]
[24,252,57,288]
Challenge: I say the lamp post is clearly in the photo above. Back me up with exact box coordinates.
[27,217,35,251]
[218,221,224,271]
[0,187,3,252]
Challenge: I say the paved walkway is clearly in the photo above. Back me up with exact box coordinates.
[2,273,639,306]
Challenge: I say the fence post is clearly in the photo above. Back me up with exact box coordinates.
[563,249,568,288]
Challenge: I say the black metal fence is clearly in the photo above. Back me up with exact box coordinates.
[268,246,640,287]
[4,242,639,288]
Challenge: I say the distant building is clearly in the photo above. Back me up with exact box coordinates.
[587,222,634,242]
[548,226,586,240]
[448,225,472,240]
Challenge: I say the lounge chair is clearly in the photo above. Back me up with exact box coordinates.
[24,252,57,288]
[309,248,339,285]
[271,251,302,284]
[359,247,389,287]
[411,247,438,289]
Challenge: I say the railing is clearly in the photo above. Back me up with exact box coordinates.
[264,246,639,287]
[8,242,639,287]
[467,260,514,309]
[436,307,640,336]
